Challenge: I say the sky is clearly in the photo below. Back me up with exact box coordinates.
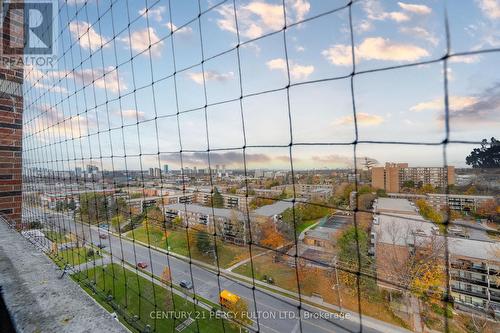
[22,0,500,172]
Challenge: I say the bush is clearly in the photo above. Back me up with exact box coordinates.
[430,302,453,319]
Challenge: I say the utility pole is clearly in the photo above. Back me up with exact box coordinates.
[333,256,343,312]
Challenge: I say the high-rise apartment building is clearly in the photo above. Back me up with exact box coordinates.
[372,162,455,192]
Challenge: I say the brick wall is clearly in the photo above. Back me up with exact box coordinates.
[0,2,24,226]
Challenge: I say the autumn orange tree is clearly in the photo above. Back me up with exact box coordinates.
[161,266,171,285]
[160,266,174,310]
[260,223,286,249]
[477,199,499,221]
[226,297,252,328]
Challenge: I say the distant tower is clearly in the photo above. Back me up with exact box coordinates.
[163,164,169,174]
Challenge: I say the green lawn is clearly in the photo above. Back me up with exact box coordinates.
[295,219,321,236]
[73,264,239,333]
[44,230,68,243]
[126,226,260,268]
[233,254,299,293]
[52,247,102,267]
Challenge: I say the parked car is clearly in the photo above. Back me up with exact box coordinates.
[179,280,193,289]
[137,262,148,269]
[99,234,107,239]
[97,244,106,249]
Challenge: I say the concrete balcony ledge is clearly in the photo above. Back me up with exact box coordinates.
[0,220,129,333]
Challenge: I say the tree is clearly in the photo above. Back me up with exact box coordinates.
[337,226,374,295]
[171,216,183,228]
[466,137,500,168]
[68,198,76,210]
[260,223,286,249]
[402,180,415,189]
[416,199,444,225]
[161,266,171,285]
[211,187,224,208]
[378,224,446,300]
[160,267,173,310]
[418,184,436,194]
[143,206,164,230]
[477,199,499,221]
[195,228,214,255]
[109,197,129,218]
[464,185,478,195]
[55,200,65,212]
[226,298,252,327]
[79,193,108,224]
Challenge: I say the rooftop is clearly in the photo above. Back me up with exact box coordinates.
[164,203,244,219]
[252,200,294,217]
[375,198,417,214]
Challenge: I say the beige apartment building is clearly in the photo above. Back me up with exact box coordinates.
[372,163,455,192]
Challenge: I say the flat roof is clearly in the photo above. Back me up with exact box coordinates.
[373,206,500,261]
[253,200,294,217]
[448,238,500,261]
[165,203,244,219]
[373,213,432,246]
[375,198,417,214]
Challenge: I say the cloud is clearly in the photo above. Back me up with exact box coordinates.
[446,83,500,125]
[69,21,109,51]
[400,27,439,46]
[160,151,273,166]
[215,1,310,39]
[32,81,68,94]
[33,105,88,139]
[449,55,481,64]
[362,1,410,22]
[121,28,163,57]
[25,64,122,94]
[115,109,145,121]
[410,96,479,112]
[321,44,352,66]
[187,71,235,85]
[288,0,311,21]
[357,37,429,61]
[245,2,284,30]
[311,154,353,165]
[24,65,69,93]
[165,22,193,35]
[266,58,314,80]
[138,6,165,22]
[333,112,384,126]
[414,85,500,126]
[476,0,500,19]
[323,37,429,65]
[397,2,432,15]
[72,67,125,93]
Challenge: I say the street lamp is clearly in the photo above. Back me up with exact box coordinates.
[332,256,343,312]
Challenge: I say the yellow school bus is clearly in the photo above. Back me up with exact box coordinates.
[219,290,240,308]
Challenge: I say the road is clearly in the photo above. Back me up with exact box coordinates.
[24,207,409,333]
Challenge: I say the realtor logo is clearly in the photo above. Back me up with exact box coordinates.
[1,1,56,56]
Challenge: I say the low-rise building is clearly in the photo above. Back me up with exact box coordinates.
[372,198,500,318]
[387,192,495,213]
[163,204,248,245]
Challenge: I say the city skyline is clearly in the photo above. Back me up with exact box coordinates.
[23,0,500,171]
